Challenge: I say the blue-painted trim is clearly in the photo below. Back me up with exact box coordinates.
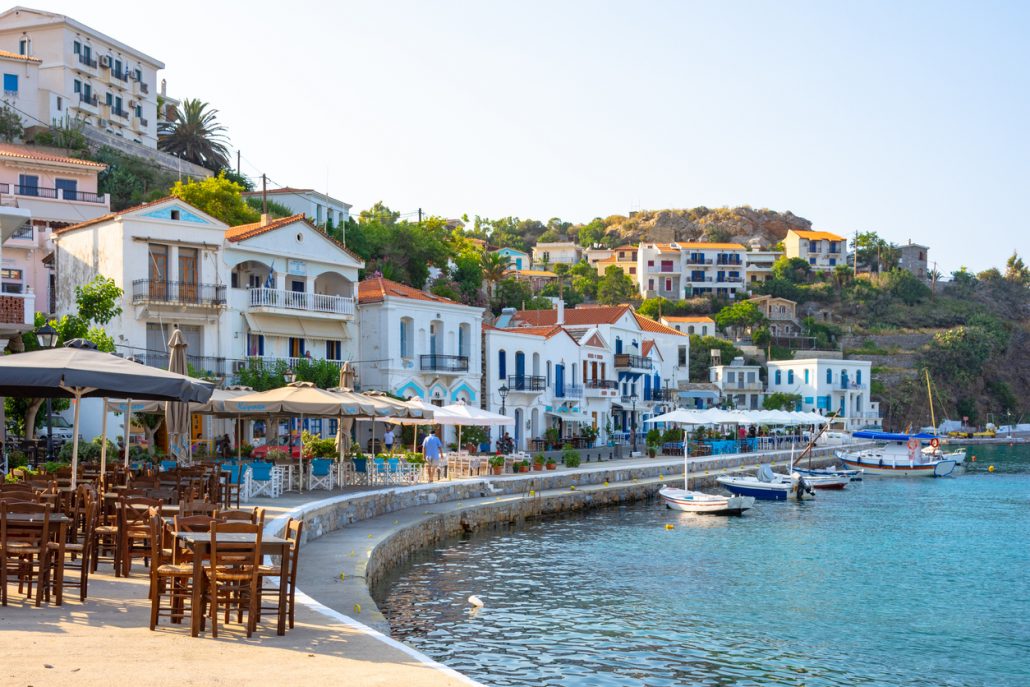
[141,206,209,224]
[450,381,477,402]
[396,381,425,399]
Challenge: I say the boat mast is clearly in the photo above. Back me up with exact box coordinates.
[925,369,938,436]
[683,422,689,489]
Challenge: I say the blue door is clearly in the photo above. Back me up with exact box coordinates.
[555,364,565,397]
[515,352,525,379]
[615,338,623,354]
[55,178,77,201]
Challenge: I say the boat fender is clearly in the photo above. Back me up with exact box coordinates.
[665,524,674,530]
[988,465,995,473]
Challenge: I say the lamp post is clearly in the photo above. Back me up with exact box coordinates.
[631,397,637,454]
[283,368,296,384]
[35,323,59,462]
[498,384,509,415]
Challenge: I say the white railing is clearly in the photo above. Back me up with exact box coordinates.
[248,287,355,316]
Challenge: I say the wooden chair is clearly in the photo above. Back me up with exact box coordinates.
[257,518,303,630]
[148,515,194,630]
[1,501,52,606]
[47,493,97,602]
[118,497,163,576]
[215,508,265,526]
[201,521,262,638]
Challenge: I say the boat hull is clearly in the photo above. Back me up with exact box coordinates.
[716,477,792,501]
[659,487,755,515]
[838,452,958,477]
[805,474,849,489]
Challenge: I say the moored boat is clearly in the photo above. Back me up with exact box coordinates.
[659,486,755,515]
[797,472,850,490]
[717,464,815,501]
[837,431,963,477]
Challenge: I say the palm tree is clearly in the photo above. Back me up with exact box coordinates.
[481,252,509,301]
[158,98,231,171]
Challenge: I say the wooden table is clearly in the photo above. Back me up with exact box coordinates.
[176,531,291,637]
[3,512,71,606]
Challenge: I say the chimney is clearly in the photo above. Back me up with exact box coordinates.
[260,213,269,226]
[555,298,564,325]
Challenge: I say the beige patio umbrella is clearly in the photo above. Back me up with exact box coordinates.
[335,363,358,455]
[165,329,191,465]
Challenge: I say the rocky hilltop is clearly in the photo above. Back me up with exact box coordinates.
[600,206,813,247]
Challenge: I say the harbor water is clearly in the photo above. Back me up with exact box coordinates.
[374,444,1030,686]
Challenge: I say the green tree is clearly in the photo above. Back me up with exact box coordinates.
[714,301,766,338]
[490,277,550,314]
[157,98,232,171]
[1004,251,1030,287]
[883,268,931,305]
[450,251,484,304]
[854,231,900,273]
[771,256,812,284]
[0,105,24,142]
[170,172,260,226]
[576,217,607,247]
[763,392,802,411]
[596,265,636,305]
[480,251,509,301]
[75,276,123,326]
[569,259,600,300]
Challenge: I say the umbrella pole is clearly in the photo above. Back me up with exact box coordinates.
[70,391,82,490]
[99,399,108,480]
[123,399,132,468]
[299,413,304,494]
[236,414,242,462]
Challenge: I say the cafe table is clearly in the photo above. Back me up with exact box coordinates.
[175,531,291,637]
[3,512,71,606]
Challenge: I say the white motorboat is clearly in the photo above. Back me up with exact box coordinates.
[838,431,964,477]
[659,486,755,515]
[717,464,815,501]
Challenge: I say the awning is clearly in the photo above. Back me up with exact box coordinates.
[300,319,348,339]
[243,313,302,338]
[545,410,593,423]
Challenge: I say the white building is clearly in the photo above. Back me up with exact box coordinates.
[709,356,764,410]
[660,315,716,337]
[532,241,581,266]
[0,202,34,343]
[765,357,878,429]
[0,7,165,147]
[51,198,363,438]
[783,230,846,271]
[356,275,482,406]
[242,188,352,230]
[492,246,530,271]
[484,321,616,450]
[745,249,782,285]
[636,242,748,300]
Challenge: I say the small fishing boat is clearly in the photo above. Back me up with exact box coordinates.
[795,471,850,490]
[717,465,815,501]
[795,466,863,481]
[659,486,755,514]
[837,431,963,477]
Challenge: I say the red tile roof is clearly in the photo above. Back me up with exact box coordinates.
[358,276,459,305]
[0,50,41,63]
[0,143,106,169]
[225,213,306,241]
[641,340,656,357]
[514,305,631,327]
[634,312,688,336]
[661,315,715,323]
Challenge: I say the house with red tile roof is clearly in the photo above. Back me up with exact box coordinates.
[784,229,847,271]
[636,241,748,300]
[241,188,351,230]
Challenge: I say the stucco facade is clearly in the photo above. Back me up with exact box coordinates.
[765,357,878,429]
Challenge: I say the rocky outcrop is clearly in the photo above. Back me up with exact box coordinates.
[602,206,812,247]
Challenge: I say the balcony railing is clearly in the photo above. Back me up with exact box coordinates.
[111,69,129,82]
[716,258,742,265]
[649,388,679,402]
[584,379,618,390]
[9,185,106,204]
[78,54,98,68]
[507,375,546,392]
[9,224,33,240]
[555,384,582,399]
[140,82,150,94]
[112,107,129,119]
[132,279,227,307]
[420,354,469,372]
[840,380,863,390]
[685,258,713,265]
[248,287,355,316]
[144,353,226,377]
[615,354,653,370]
[14,185,56,199]
[78,93,98,106]
[139,117,149,127]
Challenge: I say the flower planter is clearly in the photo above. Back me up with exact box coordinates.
[532,463,544,471]
[491,466,503,475]
[546,464,557,470]
[518,465,530,473]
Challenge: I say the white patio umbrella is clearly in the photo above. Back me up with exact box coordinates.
[435,400,514,452]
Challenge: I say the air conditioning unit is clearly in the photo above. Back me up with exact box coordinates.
[128,71,138,81]
[99,55,111,68]
[128,100,137,108]
[232,360,247,373]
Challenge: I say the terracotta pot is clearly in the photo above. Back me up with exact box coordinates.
[519,465,530,473]
[546,464,557,470]
[491,465,503,475]
[533,463,544,471]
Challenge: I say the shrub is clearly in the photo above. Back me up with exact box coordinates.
[562,444,581,468]
[488,455,505,467]
[532,453,546,466]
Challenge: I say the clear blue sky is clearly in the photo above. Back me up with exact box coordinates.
[37,0,1030,272]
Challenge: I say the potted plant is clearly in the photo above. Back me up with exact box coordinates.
[543,427,560,450]
[562,444,581,468]
[488,455,505,475]
[580,425,598,447]
[545,457,557,470]
[532,453,546,471]
[518,459,531,473]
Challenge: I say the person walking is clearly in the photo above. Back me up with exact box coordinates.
[383,426,395,455]
[421,428,444,482]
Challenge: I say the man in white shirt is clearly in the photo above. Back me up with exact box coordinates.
[383,427,395,454]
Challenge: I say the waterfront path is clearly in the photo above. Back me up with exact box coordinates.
[1,447,847,686]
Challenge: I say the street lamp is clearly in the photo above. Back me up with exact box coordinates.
[498,384,509,415]
[283,368,296,384]
[631,397,637,454]
[36,323,59,462]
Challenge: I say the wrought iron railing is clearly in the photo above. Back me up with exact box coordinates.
[420,354,469,372]
[614,354,652,370]
[507,375,546,391]
[584,379,619,389]
[132,279,227,307]
[248,287,355,316]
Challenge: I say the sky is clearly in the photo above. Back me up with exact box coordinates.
[26,0,1030,272]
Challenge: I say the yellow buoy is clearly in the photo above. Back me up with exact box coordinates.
[353,603,362,614]
[529,490,535,496]
[570,485,576,491]
[603,481,609,486]
[367,533,373,538]
[665,524,674,530]
[658,474,664,481]
[988,465,995,472]
[339,572,345,581]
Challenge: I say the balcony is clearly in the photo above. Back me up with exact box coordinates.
[420,354,469,373]
[77,53,98,69]
[840,380,863,390]
[716,258,742,266]
[584,379,619,397]
[132,279,227,308]
[9,185,107,204]
[555,384,582,399]
[727,380,764,392]
[112,107,130,119]
[685,258,713,265]
[111,69,129,83]
[648,388,679,402]
[248,287,355,317]
[78,93,98,107]
[138,117,149,127]
[144,353,226,377]
[507,375,546,392]
[140,82,150,94]
[615,354,653,370]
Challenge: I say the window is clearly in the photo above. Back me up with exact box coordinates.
[247,334,264,356]
[18,174,38,196]
[1,268,24,294]
[856,369,862,386]
[56,96,62,111]
[775,370,782,385]
[647,260,654,268]
[726,371,735,383]
[678,345,687,366]
[688,325,695,334]
[73,40,81,55]
[134,68,142,81]
[804,369,809,384]
[288,337,305,357]
[19,39,30,56]
[664,278,672,292]
[73,79,81,93]
[826,368,833,384]
[55,178,77,201]
[787,370,794,384]
[629,266,636,275]
[105,92,112,106]
[3,73,18,94]
[399,318,413,357]
[809,258,816,265]
[647,278,654,291]
[498,349,506,380]
[135,104,142,118]
[325,340,342,360]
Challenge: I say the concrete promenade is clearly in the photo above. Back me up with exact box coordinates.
[0,446,848,686]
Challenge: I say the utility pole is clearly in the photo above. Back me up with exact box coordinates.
[417,208,423,223]
[261,174,267,215]
[853,230,858,275]
[236,150,241,177]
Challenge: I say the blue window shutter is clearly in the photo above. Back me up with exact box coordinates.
[3,74,17,92]
[258,335,264,356]
[856,370,862,385]
[775,370,781,385]
[826,368,832,384]
[788,370,794,384]
[498,350,506,380]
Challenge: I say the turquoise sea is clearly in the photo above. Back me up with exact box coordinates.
[374,444,1030,686]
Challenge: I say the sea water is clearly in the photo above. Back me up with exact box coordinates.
[374,445,1030,686]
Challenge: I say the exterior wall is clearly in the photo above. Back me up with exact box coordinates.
[0,54,41,125]
[532,242,581,265]
[493,247,530,271]
[357,297,482,404]
[745,250,781,284]
[898,243,929,280]
[0,9,164,147]
[637,242,747,299]
[784,231,847,271]
[661,317,715,337]
[710,361,764,409]
[766,358,876,429]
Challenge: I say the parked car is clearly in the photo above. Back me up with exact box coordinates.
[250,435,302,460]
[38,416,80,444]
